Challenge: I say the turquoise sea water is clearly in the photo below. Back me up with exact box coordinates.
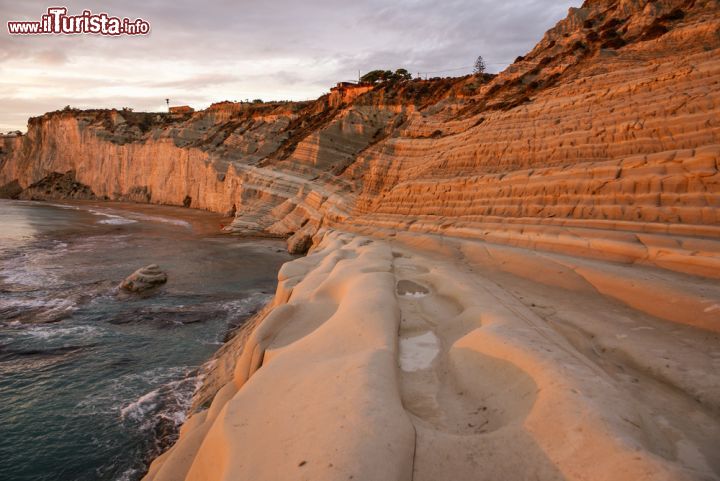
[0,200,291,481]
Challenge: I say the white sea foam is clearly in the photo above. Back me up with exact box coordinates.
[1,268,61,288]
[114,468,139,481]
[78,366,202,423]
[219,292,271,313]
[89,209,138,225]
[0,297,74,310]
[88,208,190,228]
[120,389,161,421]
[18,323,103,341]
[129,213,191,228]
[47,203,81,211]
[117,368,204,436]
[97,215,138,225]
[98,218,138,225]
[0,240,68,288]
[0,297,78,323]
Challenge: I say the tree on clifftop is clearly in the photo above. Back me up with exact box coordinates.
[394,68,412,80]
[360,68,412,84]
[474,55,486,75]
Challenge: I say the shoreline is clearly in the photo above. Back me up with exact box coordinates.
[17,198,234,236]
[0,199,293,481]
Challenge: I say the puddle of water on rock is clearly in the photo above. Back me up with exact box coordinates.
[397,279,429,298]
[399,331,440,371]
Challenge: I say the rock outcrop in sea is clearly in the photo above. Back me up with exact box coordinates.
[2,0,719,480]
[119,265,168,293]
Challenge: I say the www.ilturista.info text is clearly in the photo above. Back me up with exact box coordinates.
[7,7,150,35]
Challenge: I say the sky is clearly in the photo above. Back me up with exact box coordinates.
[0,0,582,132]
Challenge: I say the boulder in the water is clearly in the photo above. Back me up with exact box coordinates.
[119,264,167,293]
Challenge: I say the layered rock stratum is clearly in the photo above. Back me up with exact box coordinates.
[2,0,720,479]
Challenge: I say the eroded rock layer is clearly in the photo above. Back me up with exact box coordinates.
[2,1,718,265]
[0,0,720,260]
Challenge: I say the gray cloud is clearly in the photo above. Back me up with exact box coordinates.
[151,74,244,90]
[0,0,582,131]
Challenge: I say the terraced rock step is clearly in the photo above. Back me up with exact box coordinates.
[1,1,718,269]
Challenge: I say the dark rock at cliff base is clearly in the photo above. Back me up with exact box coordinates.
[18,171,96,201]
[287,233,313,255]
[0,180,23,199]
[105,306,226,327]
[119,264,168,293]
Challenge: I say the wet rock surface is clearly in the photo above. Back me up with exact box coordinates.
[119,264,168,293]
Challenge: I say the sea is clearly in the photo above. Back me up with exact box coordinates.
[0,199,292,481]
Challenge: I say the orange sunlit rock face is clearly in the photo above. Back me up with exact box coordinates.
[2,1,719,480]
[2,2,718,267]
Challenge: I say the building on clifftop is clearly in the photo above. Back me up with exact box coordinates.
[169,105,195,116]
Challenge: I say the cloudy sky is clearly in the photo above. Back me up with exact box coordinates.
[0,0,581,132]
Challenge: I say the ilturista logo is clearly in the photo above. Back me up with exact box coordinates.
[7,6,151,35]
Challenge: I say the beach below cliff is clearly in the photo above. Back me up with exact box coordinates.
[0,199,293,481]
